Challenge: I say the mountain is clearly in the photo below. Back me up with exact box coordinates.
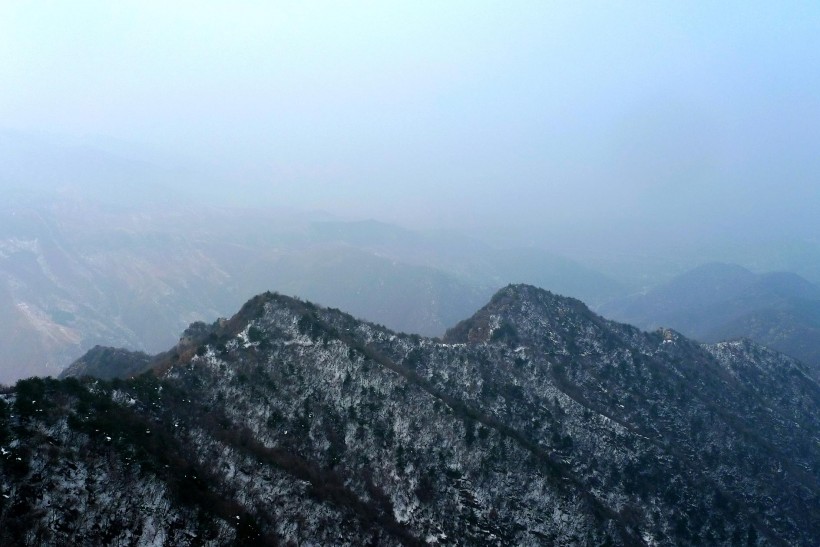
[3,285,819,545]
[58,346,153,381]
[0,203,239,383]
[239,245,491,337]
[0,129,192,207]
[303,220,626,307]
[598,263,820,372]
[0,201,625,384]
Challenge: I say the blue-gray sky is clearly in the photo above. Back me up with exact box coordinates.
[2,2,819,250]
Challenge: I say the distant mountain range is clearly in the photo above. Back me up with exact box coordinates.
[598,262,820,372]
[4,285,818,545]
[0,200,624,384]
[5,131,820,386]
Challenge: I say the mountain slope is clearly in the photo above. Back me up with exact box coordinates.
[599,263,820,371]
[58,346,153,381]
[304,220,626,306]
[0,201,625,384]
[2,285,819,545]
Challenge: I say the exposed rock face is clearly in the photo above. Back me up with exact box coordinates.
[2,285,819,545]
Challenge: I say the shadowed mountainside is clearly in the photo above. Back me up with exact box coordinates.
[5,284,818,545]
[599,262,820,373]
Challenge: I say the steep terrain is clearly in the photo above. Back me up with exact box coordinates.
[2,285,819,545]
[0,204,237,382]
[59,346,154,381]
[0,201,623,384]
[599,262,820,372]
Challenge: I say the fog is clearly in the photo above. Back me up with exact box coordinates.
[2,2,817,256]
[4,7,820,541]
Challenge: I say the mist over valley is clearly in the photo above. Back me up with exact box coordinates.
[2,3,820,545]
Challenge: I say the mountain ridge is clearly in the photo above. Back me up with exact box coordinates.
[5,284,819,545]
[599,262,820,372]
[0,202,628,384]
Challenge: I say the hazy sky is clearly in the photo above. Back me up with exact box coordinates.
[2,2,819,248]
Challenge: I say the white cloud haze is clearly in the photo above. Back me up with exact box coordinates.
[1,1,818,254]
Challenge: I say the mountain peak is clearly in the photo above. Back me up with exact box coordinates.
[443,284,601,346]
[598,262,820,369]
[60,345,152,380]
[6,284,820,545]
